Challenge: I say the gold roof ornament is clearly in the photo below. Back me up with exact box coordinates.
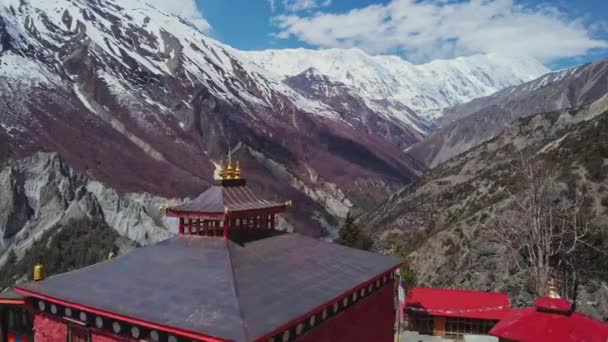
[34,263,45,281]
[548,279,560,299]
[220,160,242,180]
[225,161,235,179]
[234,161,241,179]
[285,200,293,207]
[159,204,168,214]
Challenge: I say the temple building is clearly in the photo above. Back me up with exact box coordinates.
[404,287,510,341]
[3,162,402,342]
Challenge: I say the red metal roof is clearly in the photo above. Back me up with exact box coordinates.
[404,287,510,320]
[490,297,608,342]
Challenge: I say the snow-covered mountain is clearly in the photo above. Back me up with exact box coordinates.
[245,48,550,121]
[0,0,425,244]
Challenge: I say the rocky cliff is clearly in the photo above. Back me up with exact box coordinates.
[0,152,175,284]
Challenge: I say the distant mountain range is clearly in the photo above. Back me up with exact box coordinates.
[409,59,608,167]
[0,0,550,241]
[0,0,431,241]
[246,48,548,122]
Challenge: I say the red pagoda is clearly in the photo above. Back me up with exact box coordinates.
[5,161,402,342]
[164,160,290,240]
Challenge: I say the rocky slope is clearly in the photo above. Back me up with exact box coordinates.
[361,94,608,318]
[284,68,431,151]
[246,48,549,121]
[0,0,425,239]
[410,58,608,167]
[0,152,173,276]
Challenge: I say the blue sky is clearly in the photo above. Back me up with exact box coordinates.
[151,0,608,70]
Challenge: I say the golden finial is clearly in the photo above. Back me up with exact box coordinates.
[225,160,234,179]
[159,204,168,214]
[234,161,241,179]
[548,279,560,299]
[34,264,45,281]
[285,200,293,207]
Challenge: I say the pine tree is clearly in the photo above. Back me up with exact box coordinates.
[335,213,373,250]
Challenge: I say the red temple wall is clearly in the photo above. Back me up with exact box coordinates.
[297,283,395,342]
[32,313,135,342]
[33,313,67,341]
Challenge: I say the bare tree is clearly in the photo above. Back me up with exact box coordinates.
[488,156,588,297]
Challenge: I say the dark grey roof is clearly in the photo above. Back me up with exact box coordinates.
[169,185,284,214]
[18,234,401,341]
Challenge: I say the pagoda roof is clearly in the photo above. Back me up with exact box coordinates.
[490,297,608,342]
[16,234,401,342]
[167,182,285,215]
[405,287,510,320]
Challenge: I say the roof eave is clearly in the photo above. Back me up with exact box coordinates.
[14,287,233,342]
[251,262,402,342]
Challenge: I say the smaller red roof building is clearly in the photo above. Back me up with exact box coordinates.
[404,288,510,340]
[405,288,511,320]
[490,296,608,342]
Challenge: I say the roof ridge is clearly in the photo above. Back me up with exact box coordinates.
[226,239,251,342]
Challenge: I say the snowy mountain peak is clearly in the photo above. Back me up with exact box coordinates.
[245,49,550,120]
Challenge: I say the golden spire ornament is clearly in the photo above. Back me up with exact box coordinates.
[234,161,241,179]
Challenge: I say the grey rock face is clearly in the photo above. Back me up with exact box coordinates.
[0,152,173,268]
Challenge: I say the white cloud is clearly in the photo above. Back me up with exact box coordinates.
[269,0,332,12]
[144,0,211,32]
[273,0,608,63]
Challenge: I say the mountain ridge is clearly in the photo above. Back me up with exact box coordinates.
[245,48,549,121]
[409,58,608,167]
[0,0,426,238]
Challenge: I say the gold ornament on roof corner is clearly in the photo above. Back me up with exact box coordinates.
[547,279,560,299]
[34,263,45,281]
[159,204,168,214]
[285,199,293,207]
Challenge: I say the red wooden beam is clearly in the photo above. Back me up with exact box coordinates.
[14,288,230,342]
[0,299,26,305]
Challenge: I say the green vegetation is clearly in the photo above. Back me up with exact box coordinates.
[0,218,120,289]
[335,212,373,251]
